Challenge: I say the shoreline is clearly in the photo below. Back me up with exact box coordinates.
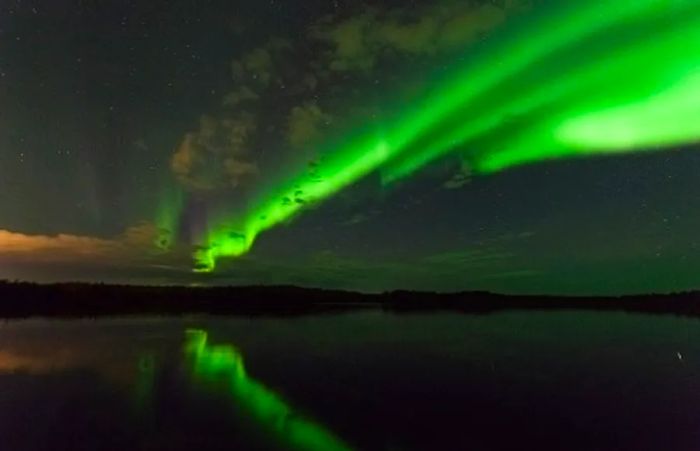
[1,281,700,319]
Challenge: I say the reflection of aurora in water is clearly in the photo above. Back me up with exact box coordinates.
[153,0,700,272]
[185,329,353,451]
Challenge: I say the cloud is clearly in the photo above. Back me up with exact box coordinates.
[437,3,511,48]
[174,36,320,194]
[231,48,273,86]
[230,38,293,87]
[0,224,165,264]
[0,222,196,277]
[311,1,527,72]
[242,48,273,85]
[0,223,201,284]
[222,86,259,107]
[122,222,166,248]
[171,1,527,195]
[163,0,532,255]
[171,115,260,191]
[0,229,123,261]
[288,102,333,149]
[0,222,539,292]
[311,12,379,72]
[443,165,473,189]
[377,14,439,55]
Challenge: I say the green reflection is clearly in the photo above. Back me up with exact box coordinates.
[185,329,353,451]
[133,353,155,418]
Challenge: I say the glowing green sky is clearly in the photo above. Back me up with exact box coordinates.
[192,0,700,272]
[3,0,700,294]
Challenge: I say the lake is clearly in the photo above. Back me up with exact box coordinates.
[1,310,699,450]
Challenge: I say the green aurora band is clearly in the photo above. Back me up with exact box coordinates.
[185,329,353,451]
[187,0,700,271]
[154,183,183,250]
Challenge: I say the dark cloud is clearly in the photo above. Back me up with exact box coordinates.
[171,115,260,191]
[443,165,473,189]
[230,38,293,87]
[222,86,259,107]
[310,1,528,72]
[287,102,333,149]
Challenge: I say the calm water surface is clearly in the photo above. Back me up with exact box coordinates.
[1,311,699,451]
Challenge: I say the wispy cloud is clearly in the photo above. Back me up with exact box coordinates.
[0,224,538,292]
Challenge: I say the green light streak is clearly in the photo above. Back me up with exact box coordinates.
[185,329,353,451]
[154,184,183,250]
[133,353,155,417]
[557,72,700,151]
[195,137,389,271]
[193,0,700,270]
[381,0,699,181]
[476,13,700,172]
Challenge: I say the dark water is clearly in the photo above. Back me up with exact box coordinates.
[1,311,700,451]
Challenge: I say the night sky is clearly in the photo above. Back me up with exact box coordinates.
[1,0,700,295]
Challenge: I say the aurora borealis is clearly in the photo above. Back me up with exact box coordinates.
[189,0,700,271]
[2,0,700,294]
